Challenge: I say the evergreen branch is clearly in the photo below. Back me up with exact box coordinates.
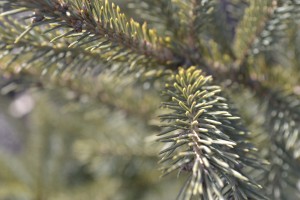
[251,0,300,56]
[216,0,248,42]
[172,0,214,36]
[171,0,214,65]
[233,0,300,67]
[0,0,180,67]
[126,0,180,37]
[0,16,108,76]
[185,0,208,64]
[265,90,300,159]
[233,0,274,65]
[158,67,266,199]
[0,16,170,80]
[207,0,248,58]
[251,122,300,200]
[262,140,300,199]
[124,0,214,66]
[221,82,300,200]
[246,88,300,199]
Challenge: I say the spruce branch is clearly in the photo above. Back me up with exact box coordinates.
[185,0,206,64]
[171,0,214,37]
[242,87,300,200]
[0,16,110,76]
[233,0,300,68]
[126,0,180,37]
[265,91,300,159]
[251,123,300,200]
[123,0,214,66]
[216,0,248,41]
[171,0,214,65]
[222,82,300,200]
[0,0,299,199]
[158,67,266,200]
[262,140,300,199]
[233,0,274,66]
[250,0,300,58]
[206,0,248,58]
[0,0,180,68]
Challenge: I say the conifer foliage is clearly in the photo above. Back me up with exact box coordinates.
[0,0,299,199]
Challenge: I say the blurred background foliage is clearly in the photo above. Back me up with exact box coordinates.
[0,72,179,199]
